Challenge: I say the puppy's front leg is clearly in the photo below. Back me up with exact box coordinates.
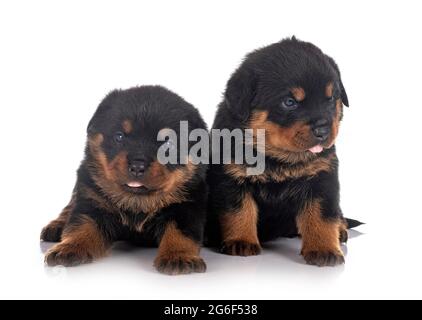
[45,214,111,267]
[154,222,206,275]
[220,192,261,256]
[297,199,344,267]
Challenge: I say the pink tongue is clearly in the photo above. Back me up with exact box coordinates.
[308,145,324,154]
[127,181,143,188]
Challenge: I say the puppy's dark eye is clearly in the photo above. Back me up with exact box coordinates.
[328,95,335,102]
[114,131,125,143]
[282,97,298,109]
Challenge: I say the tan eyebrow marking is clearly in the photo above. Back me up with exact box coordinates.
[325,82,334,98]
[122,120,132,134]
[290,87,306,102]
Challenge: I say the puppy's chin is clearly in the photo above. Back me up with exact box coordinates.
[302,144,333,155]
[265,139,336,163]
[307,145,324,154]
[293,138,336,155]
[122,181,159,195]
[284,142,324,155]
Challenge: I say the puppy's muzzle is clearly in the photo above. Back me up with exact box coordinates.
[312,119,331,142]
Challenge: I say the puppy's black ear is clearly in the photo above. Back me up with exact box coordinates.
[87,119,95,135]
[87,89,120,135]
[225,66,257,122]
[87,109,101,135]
[338,78,349,107]
[326,56,349,107]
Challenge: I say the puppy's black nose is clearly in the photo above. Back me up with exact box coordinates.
[128,159,145,177]
[312,126,330,141]
[312,119,330,141]
[314,126,330,140]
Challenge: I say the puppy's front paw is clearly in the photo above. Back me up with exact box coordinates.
[40,221,65,242]
[302,250,345,267]
[45,243,93,267]
[221,240,262,256]
[154,255,206,275]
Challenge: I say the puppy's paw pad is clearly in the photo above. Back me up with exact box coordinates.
[40,222,64,242]
[45,244,93,267]
[154,256,206,275]
[221,241,261,256]
[302,250,345,267]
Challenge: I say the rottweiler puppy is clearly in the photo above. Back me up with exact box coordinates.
[41,86,208,275]
[206,37,362,266]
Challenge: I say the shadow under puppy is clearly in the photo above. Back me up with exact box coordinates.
[41,86,208,275]
[207,37,362,266]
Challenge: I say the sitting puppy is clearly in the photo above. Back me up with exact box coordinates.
[207,37,361,266]
[41,86,208,275]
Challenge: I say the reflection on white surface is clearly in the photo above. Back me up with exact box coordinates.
[1,214,421,299]
[30,231,368,299]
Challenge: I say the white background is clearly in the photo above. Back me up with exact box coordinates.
[1,0,421,300]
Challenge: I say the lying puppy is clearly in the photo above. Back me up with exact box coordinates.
[207,37,362,266]
[41,86,208,275]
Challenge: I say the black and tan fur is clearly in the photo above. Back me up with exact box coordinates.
[206,37,362,266]
[41,86,208,275]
